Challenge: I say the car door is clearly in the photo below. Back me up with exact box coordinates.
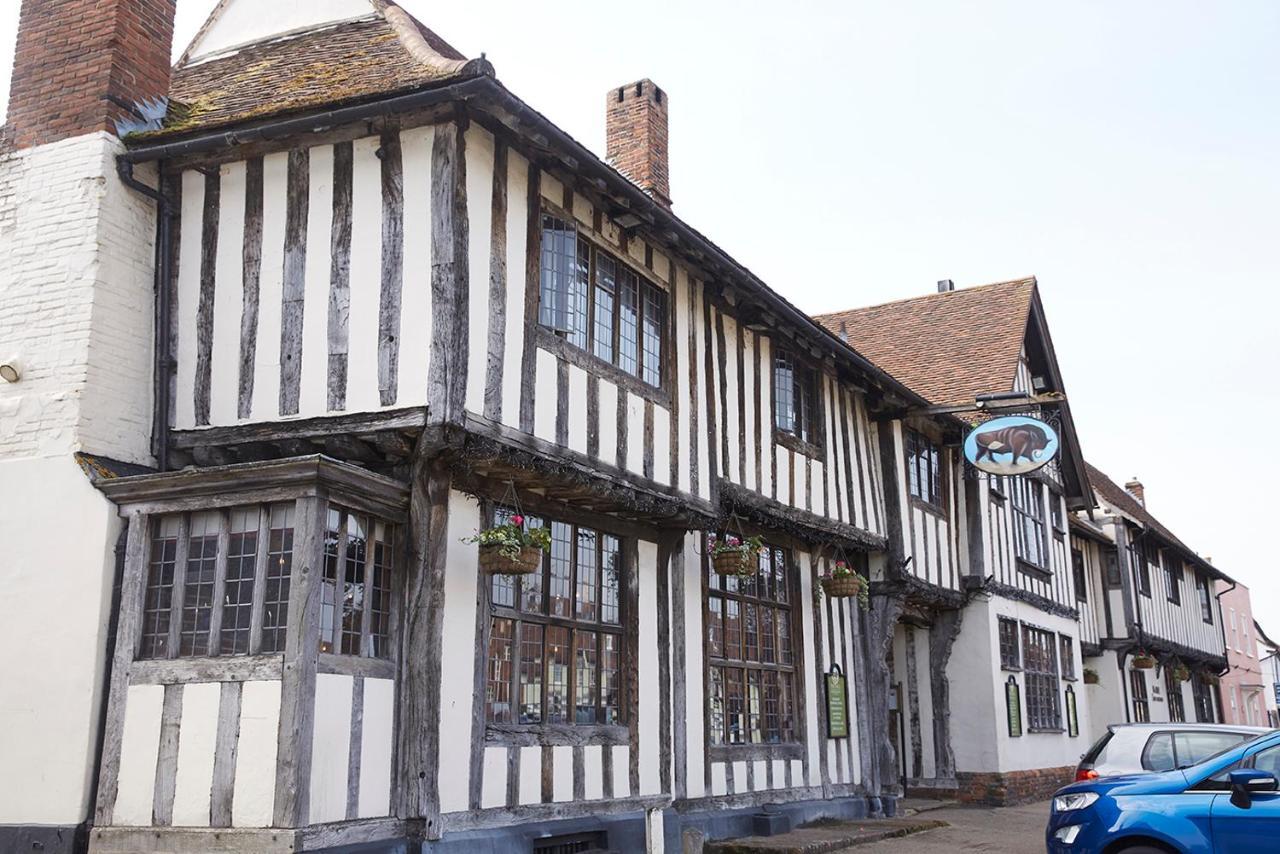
[1210,743,1280,852]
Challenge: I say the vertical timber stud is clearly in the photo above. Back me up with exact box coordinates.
[928,609,962,782]
[426,117,470,429]
[274,492,326,827]
[869,424,909,801]
[95,512,152,825]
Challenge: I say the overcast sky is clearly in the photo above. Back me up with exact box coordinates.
[2,2,1277,626]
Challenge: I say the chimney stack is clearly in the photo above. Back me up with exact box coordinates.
[606,79,671,209]
[5,0,177,150]
[937,279,955,293]
[1125,478,1145,506]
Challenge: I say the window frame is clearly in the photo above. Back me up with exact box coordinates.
[905,429,946,514]
[999,617,1022,671]
[1011,477,1049,575]
[772,347,823,457]
[1163,551,1182,605]
[536,208,670,398]
[1022,624,1063,732]
[1071,546,1088,603]
[1131,668,1151,723]
[483,508,631,742]
[704,535,807,760]
[1197,573,1215,625]
[1166,667,1186,723]
[1059,634,1077,681]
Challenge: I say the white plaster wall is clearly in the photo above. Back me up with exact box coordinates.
[399,125,435,408]
[797,550,821,786]
[1083,653,1125,744]
[112,684,165,826]
[210,160,247,424]
[438,490,483,813]
[249,153,288,421]
[465,126,496,418]
[298,144,335,416]
[498,149,528,428]
[637,540,661,795]
[184,0,375,63]
[344,137,382,415]
[480,746,506,809]
[358,676,394,818]
[172,682,221,826]
[681,536,706,798]
[309,673,353,824]
[583,745,604,800]
[233,680,281,827]
[948,599,1000,773]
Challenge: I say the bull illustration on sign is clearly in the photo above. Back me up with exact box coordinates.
[963,415,1060,476]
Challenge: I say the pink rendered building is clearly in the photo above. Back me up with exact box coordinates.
[1216,580,1266,726]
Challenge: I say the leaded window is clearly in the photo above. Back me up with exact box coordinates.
[906,430,944,510]
[1133,539,1153,597]
[1011,478,1047,570]
[1023,625,1061,730]
[1192,674,1216,722]
[1197,573,1214,624]
[999,617,1021,670]
[1071,547,1088,603]
[1131,669,1150,723]
[140,504,299,661]
[707,541,799,745]
[1164,551,1182,605]
[1167,667,1186,723]
[1059,634,1076,681]
[539,215,666,388]
[486,513,625,727]
[773,350,819,447]
[319,507,396,659]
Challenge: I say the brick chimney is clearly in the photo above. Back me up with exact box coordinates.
[5,0,177,150]
[606,79,671,209]
[1125,478,1145,506]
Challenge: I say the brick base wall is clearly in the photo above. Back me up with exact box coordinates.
[956,766,1075,806]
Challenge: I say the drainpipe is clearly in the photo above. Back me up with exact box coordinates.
[116,159,174,471]
[1214,578,1237,679]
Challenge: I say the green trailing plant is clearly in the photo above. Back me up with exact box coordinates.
[819,560,870,610]
[1170,661,1191,683]
[465,514,551,560]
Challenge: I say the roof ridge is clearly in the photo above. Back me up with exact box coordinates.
[373,1,481,77]
[813,276,1037,323]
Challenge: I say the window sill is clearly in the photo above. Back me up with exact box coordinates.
[709,742,805,762]
[1028,727,1066,735]
[1015,559,1051,582]
[533,325,670,407]
[485,723,629,747]
[909,496,948,520]
[774,428,824,460]
[1000,665,1023,673]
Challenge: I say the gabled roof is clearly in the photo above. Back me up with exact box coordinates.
[813,278,1036,408]
[148,1,489,139]
[1087,461,1232,582]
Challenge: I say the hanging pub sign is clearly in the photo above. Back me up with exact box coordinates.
[1006,675,1023,738]
[963,415,1060,477]
[826,665,849,739]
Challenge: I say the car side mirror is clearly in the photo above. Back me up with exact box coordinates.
[1229,769,1278,809]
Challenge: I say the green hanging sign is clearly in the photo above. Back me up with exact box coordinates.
[826,665,849,739]
[1066,685,1079,738]
[1006,675,1023,738]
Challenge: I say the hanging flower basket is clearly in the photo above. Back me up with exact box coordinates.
[1083,669,1100,685]
[466,515,551,576]
[1170,662,1191,683]
[1131,652,1156,670]
[1203,671,1220,686]
[819,561,870,610]
[709,534,764,577]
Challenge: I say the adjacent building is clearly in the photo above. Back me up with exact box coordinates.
[1217,582,1265,726]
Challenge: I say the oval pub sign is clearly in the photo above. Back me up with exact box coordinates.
[963,415,1060,476]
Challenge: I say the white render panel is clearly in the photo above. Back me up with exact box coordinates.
[358,677,394,818]
[533,349,557,443]
[612,745,630,798]
[775,446,790,506]
[308,673,352,824]
[438,490,483,814]
[567,364,589,454]
[638,540,661,795]
[693,281,712,500]
[209,160,246,424]
[674,270,692,494]
[626,392,645,476]
[465,127,495,417]
[682,537,706,798]
[722,316,740,482]
[184,0,374,63]
[710,761,727,797]
[112,684,165,826]
[398,126,434,409]
[250,153,288,421]
[298,144,334,417]
[174,170,205,430]
[583,745,604,801]
[480,746,507,809]
[171,681,221,827]
[652,404,671,486]
[771,759,786,789]
[758,334,773,498]
[597,379,619,465]
[742,328,757,489]
[499,151,529,427]
[552,745,573,801]
[798,550,821,786]
[732,761,747,793]
[753,760,767,791]
[232,679,280,827]
[519,746,541,805]
[344,136,382,415]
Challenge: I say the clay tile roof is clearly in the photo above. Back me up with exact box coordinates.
[812,278,1037,407]
[149,4,483,139]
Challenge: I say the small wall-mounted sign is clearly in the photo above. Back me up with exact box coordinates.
[1006,675,1022,738]
[1066,685,1079,738]
[964,415,1060,477]
[826,666,849,739]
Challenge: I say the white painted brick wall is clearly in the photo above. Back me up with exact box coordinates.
[0,131,156,465]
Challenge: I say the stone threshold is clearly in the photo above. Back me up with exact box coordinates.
[704,817,949,853]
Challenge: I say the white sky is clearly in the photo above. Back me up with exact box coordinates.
[1,2,1277,626]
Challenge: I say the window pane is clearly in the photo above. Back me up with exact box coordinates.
[593,253,615,363]
[779,672,796,742]
[618,268,639,376]
[340,513,368,655]
[320,507,341,653]
[707,597,724,658]
[760,607,776,664]
[601,535,621,625]
[709,667,726,746]
[519,516,546,615]
[549,522,572,618]
[575,630,598,724]
[601,633,621,725]
[1143,733,1176,772]
[747,670,763,744]
[777,610,793,665]
[539,216,573,332]
[491,571,516,609]
[369,522,393,659]
[568,237,590,349]
[487,618,514,723]
[260,503,294,654]
[775,352,795,434]
[180,512,220,657]
[773,548,788,603]
[641,283,664,387]
[725,668,745,744]
[763,670,780,742]
[219,508,259,655]
[743,603,759,662]
[141,516,180,659]
[724,600,742,661]
[576,529,599,622]
[519,623,544,724]
[546,626,570,724]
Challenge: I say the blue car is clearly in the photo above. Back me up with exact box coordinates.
[1047,729,1280,853]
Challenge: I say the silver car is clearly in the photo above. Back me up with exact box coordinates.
[1074,722,1272,781]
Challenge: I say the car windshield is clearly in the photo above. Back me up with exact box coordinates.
[1188,732,1277,788]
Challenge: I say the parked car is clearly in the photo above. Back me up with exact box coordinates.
[1074,723,1270,781]
[1047,729,1280,853]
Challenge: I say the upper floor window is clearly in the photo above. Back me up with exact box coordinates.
[1050,490,1065,533]
[707,541,800,746]
[319,506,396,659]
[1197,573,1214,625]
[773,350,819,448]
[906,430,944,510]
[539,215,666,388]
[1134,539,1153,597]
[1023,625,1062,730]
[1011,477,1047,571]
[1164,551,1182,605]
[487,512,625,726]
[999,617,1021,670]
[1103,550,1122,588]
[1071,547,1088,603]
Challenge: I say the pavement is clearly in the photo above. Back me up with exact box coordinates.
[848,800,1051,852]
